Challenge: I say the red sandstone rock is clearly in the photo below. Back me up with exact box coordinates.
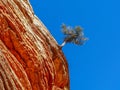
[0,0,69,90]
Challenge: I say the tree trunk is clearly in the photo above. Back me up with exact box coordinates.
[0,0,69,90]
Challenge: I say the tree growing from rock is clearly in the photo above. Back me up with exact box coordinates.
[60,24,88,48]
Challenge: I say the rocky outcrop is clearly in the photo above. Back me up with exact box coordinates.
[0,0,69,90]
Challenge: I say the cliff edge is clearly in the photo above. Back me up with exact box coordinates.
[0,0,69,90]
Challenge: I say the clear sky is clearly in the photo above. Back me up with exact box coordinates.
[30,0,120,90]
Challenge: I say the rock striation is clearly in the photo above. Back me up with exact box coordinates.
[0,0,69,90]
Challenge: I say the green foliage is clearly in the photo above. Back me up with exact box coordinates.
[61,24,88,46]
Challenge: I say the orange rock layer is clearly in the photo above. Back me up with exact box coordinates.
[0,0,69,90]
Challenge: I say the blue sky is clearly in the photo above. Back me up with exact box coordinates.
[30,0,120,90]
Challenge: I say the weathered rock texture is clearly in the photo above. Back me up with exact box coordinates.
[0,0,69,90]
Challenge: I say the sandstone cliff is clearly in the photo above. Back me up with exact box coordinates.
[0,0,69,90]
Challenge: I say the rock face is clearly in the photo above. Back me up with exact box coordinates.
[0,0,69,90]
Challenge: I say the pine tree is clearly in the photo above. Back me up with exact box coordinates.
[60,24,88,48]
